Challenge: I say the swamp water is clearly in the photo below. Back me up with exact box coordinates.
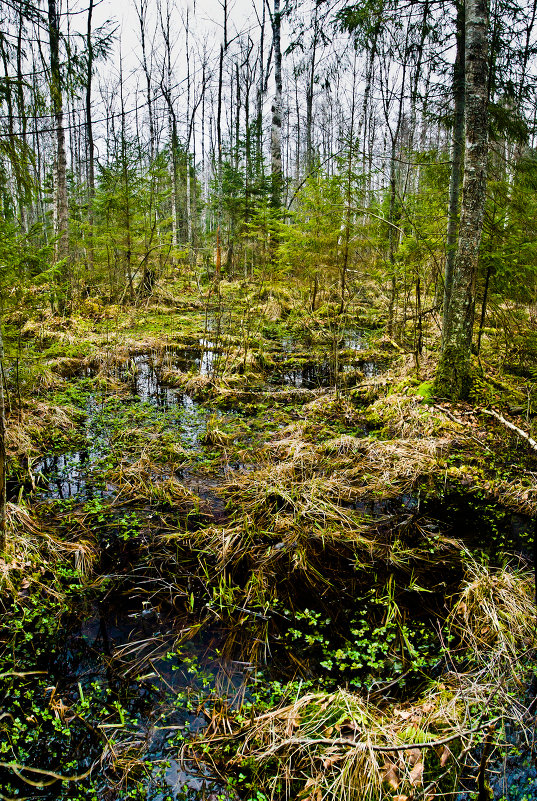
[3,339,537,800]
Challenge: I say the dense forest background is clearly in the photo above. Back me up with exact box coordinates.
[1,0,536,376]
[3,3,537,799]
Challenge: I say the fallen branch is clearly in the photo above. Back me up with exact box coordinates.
[0,761,91,785]
[481,408,537,452]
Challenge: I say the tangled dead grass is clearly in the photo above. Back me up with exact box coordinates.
[160,366,328,404]
[193,561,535,801]
[105,458,206,512]
[367,393,465,440]
[0,502,97,606]
[449,560,535,670]
[205,687,464,801]
[341,437,454,499]
[6,402,85,460]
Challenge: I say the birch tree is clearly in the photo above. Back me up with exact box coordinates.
[271,0,283,208]
[435,0,490,399]
[48,0,69,302]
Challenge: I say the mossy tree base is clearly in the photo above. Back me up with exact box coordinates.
[434,342,472,400]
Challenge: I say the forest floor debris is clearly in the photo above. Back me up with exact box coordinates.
[1,293,537,799]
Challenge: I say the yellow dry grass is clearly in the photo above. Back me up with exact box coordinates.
[197,561,534,801]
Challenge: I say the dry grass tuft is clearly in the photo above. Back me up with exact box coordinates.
[203,687,465,801]
[202,416,234,447]
[449,560,535,668]
[303,392,363,425]
[194,562,535,801]
[368,393,463,439]
[320,434,366,457]
[6,402,84,460]
[107,459,204,511]
[0,502,97,604]
[342,437,453,498]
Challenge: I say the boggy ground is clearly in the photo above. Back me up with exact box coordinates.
[1,279,537,801]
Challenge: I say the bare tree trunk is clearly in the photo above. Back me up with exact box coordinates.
[305,0,320,173]
[86,0,95,277]
[119,62,135,303]
[185,8,193,253]
[443,0,465,322]
[215,0,228,278]
[435,0,490,400]
[384,28,409,337]
[256,0,266,170]
[48,0,69,305]
[16,9,28,232]
[340,52,358,315]
[136,0,155,160]
[159,1,180,255]
[271,0,283,208]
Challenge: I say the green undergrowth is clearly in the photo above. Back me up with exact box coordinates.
[1,292,536,800]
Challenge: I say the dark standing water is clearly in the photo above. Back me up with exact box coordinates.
[12,354,248,799]
[32,356,210,500]
[50,597,249,800]
[8,336,534,801]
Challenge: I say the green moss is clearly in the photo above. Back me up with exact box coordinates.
[434,343,472,400]
[416,380,434,402]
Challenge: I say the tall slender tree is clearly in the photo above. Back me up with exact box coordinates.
[271,0,283,207]
[435,0,491,399]
[443,0,465,322]
[48,0,69,297]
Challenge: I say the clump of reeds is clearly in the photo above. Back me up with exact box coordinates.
[106,458,204,511]
[342,436,452,498]
[160,367,189,388]
[367,392,463,440]
[6,401,85,459]
[196,687,464,801]
[202,415,234,447]
[111,427,190,465]
[303,392,363,425]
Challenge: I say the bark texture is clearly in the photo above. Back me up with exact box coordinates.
[48,0,69,271]
[435,0,490,400]
[271,0,283,207]
[443,0,465,322]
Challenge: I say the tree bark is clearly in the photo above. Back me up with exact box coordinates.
[443,0,465,323]
[435,0,490,400]
[271,0,283,208]
[136,0,155,160]
[48,0,69,288]
[86,0,95,276]
[305,0,320,173]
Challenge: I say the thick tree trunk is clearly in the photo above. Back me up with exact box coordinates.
[435,0,490,400]
[443,0,465,323]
